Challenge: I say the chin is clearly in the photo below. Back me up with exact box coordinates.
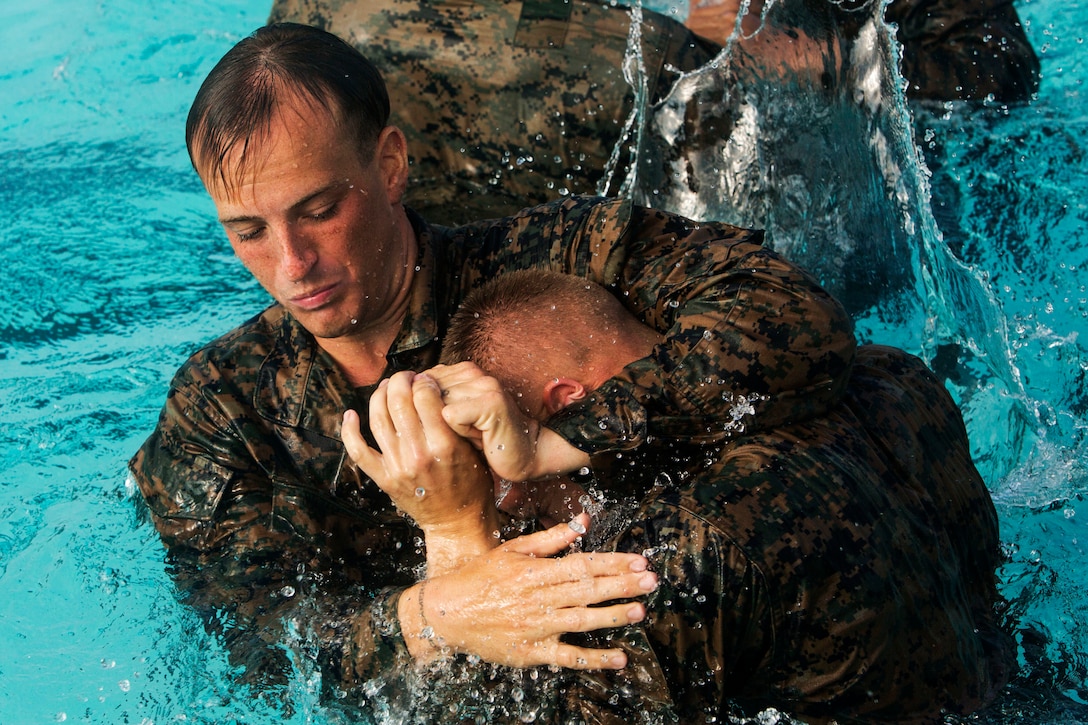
[291,308,349,339]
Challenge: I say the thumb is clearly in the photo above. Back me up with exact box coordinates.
[501,513,591,557]
[341,409,383,477]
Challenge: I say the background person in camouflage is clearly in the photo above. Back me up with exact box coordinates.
[375,268,1014,722]
[268,0,1039,227]
[683,0,1038,102]
[267,0,721,225]
[129,22,857,714]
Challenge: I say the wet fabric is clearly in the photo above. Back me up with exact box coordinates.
[130,196,855,713]
[577,345,1014,723]
[268,0,720,225]
[269,0,1038,232]
[886,0,1040,102]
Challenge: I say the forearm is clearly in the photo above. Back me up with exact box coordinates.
[552,206,856,451]
[525,426,591,479]
[158,531,408,695]
[418,506,503,576]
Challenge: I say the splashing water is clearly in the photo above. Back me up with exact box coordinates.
[1,0,1086,723]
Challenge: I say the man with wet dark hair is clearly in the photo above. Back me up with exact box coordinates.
[365,268,1013,722]
[130,21,857,719]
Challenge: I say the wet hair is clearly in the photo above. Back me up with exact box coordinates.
[440,269,637,399]
[186,22,390,193]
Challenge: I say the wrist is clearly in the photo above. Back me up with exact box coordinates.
[530,427,591,479]
[398,582,444,663]
[421,508,503,576]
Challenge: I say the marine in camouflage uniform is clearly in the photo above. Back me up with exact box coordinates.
[681,0,1039,102]
[574,346,1014,723]
[885,0,1039,103]
[130,195,856,716]
[434,272,1013,722]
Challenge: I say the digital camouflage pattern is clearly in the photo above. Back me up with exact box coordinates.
[268,0,1038,229]
[574,345,1014,723]
[131,196,855,715]
[268,0,719,225]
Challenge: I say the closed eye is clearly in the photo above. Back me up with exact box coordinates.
[232,225,265,242]
[308,202,339,222]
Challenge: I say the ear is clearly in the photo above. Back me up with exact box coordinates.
[375,125,409,204]
[542,377,587,415]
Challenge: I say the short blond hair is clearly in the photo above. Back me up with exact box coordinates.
[441,270,637,403]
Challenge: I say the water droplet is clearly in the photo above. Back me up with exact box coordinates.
[415,487,426,498]
[568,518,587,535]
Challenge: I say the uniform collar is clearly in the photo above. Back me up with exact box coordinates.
[252,211,440,435]
[252,306,356,437]
[388,208,439,358]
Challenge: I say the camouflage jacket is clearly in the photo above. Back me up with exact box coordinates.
[269,0,1038,234]
[576,345,1013,723]
[130,196,855,715]
[269,0,720,225]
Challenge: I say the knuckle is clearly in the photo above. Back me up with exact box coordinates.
[565,607,590,632]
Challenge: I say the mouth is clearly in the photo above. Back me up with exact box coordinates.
[289,283,338,311]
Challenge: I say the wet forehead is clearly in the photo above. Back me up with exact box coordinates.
[198,90,349,204]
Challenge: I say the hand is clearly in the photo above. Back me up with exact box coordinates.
[399,514,657,669]
[426,362,541,480]
[428,363,591,480]
[342,371,500,570]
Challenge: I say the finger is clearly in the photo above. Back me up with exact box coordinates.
[366,379,398,453]
[426,362,486,389]
[501,514,593,557]
[439,401,482,440]
[440,375,506,408]
[551,598,650,633]
[412,373,458,445]
[383,371,426,449]
[439,393,500,443]
[551,643,629,671]
[341,409,384,477]
[536,568,658,613]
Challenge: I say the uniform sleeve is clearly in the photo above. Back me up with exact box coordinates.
[541,199,857,454]
[128,370,410,696]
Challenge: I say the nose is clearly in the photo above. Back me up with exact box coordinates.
[278,223,318,282]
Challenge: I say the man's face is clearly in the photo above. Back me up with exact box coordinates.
[201,93,410,342]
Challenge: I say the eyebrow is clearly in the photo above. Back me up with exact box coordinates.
[218,180,346,226]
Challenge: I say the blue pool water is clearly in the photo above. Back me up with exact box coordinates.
[0,1,1085,722]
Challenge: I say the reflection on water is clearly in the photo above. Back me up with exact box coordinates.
[0,0,1086,722]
